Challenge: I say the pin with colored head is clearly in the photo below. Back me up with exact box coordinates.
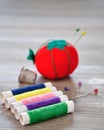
[71,28,80,41]
[73,30,86,45]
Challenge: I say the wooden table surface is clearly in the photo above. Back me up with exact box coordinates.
[0,0,104,130]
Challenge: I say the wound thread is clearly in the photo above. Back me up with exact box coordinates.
[10,91,63,113]
[0,82,52,103]
[12,82,52,95]
[26,96,61,110]
[15,87,54,101]
[15,96,68,120]
[19,100,75,125]
[5,87,56,109]
[11,92,56,113]
[14,92,65,120]
[29,102,67,124]
[22,92,55,105]
[20,101,72,125]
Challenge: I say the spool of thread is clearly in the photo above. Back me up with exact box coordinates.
[5,87,57,109]
[19,100,75,125]
[14,95,68,120]
[18,66,37,84]
[0,82,52,103]
[10,91,63,113]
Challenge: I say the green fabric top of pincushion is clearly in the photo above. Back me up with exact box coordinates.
[27,49,35,62]
[47,40,68,50]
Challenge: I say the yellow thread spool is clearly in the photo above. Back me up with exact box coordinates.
[15,87,51,101]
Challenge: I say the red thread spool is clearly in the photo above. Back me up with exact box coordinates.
[28,40,79,79]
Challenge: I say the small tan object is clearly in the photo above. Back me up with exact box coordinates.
[18,67,37,84]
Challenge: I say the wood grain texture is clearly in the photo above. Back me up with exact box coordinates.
[0,0,104,130]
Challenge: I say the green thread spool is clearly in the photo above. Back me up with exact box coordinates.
[19,100,74,125]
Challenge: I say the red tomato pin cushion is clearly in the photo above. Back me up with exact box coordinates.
[27,40,79,79]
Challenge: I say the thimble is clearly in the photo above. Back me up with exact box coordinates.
[18,67,37,84]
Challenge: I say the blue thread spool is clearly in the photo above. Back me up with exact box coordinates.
[0,82,52,103]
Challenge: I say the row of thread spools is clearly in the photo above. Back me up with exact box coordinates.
[0,82,74,126]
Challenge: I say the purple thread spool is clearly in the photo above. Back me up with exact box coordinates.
[26,96,61,110]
